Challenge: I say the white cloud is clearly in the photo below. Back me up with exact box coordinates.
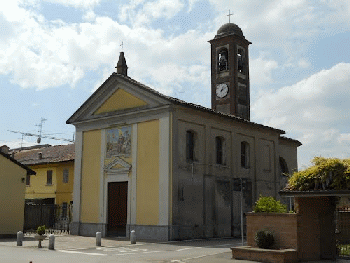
[41,0,101,9]
[252,63,350,167]
[0,0,213,96]
[250,54,278,85]
[119,0,184,25]
[298,58,310,69]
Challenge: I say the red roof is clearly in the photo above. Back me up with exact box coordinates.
[13,144,75,166]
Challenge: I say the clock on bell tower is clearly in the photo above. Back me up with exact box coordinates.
[209,22,251,120]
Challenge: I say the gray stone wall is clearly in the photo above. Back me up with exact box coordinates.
[170,106,296,239]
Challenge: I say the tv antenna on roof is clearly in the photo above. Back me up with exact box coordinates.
[36,118,47,143]
[8,118,74,148]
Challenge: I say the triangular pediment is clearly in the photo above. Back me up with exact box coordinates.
[104,157,131,174]
[67,74,171,124]
[93,89,148,115]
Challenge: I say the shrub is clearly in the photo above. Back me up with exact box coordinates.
[253,195,287,213]
[255,229,275,249]
[287,157,350,191]
[37,225,46,235]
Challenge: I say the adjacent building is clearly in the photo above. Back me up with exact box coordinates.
[0,145,35,236]
[67,23,301,240]
[13,144,75,206]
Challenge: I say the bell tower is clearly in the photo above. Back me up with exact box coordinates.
[209,23,251,120]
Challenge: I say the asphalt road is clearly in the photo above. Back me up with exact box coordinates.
[0,238,249,263]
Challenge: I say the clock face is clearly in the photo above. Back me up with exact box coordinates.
[216,83,229,98]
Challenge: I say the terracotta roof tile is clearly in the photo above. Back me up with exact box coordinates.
[13,144,75,166]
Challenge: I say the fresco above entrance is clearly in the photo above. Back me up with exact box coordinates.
[106,126,131,158]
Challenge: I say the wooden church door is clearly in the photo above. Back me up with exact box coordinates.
[107,182,128,236]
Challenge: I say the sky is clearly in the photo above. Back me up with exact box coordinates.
[1,0,350,170]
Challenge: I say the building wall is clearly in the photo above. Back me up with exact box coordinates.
[25,165,57,201]
[171,106,287,239]
[81,129,101,223]
[55,161,74,204]
[25,161,74,205]
[136,120,160,225]
[71,101,172,239]
[0,155,26,235]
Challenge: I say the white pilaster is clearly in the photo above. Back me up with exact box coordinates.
[99,129,106,223]
[159,116,170,225]
[131,124,138,225]
[72,131,83,223]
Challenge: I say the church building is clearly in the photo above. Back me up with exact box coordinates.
[67,23,301,241]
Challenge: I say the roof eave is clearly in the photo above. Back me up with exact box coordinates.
[0,151,36,175]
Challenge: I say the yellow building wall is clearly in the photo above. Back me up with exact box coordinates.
[136,120,160,225]
[56,161,74,205]
[0,155,26,235]
[25,165,57,201]
[81,130,101,223]
[94,89,148,115]
[25,161,74,205]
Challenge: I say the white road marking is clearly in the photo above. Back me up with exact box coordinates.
[58,250,106,256]
[114,252,136,256]
[62,247,90,250]
[176,247,193,252]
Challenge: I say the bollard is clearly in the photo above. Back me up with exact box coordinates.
[49,234,55,250]
[17,231,23,246]
[130,230,136,244]
[96,232,101,247]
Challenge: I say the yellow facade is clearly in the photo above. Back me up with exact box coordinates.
[56,162,74,204]
[0,155,27,235]
[25,161,74,205]
[81,130,101,223]
[136,120,160,225]
[94,89,148,115]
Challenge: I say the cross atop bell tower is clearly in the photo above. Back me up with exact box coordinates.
[227,10,233,23]
[209,22,251,120]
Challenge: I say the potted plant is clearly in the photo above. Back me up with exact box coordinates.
[34,225,47,248]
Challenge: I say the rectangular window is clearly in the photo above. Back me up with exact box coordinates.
[186,131,195,162]
[241,141,250,168]
[63,168,69,183]
[47,170,53,185]
[263,145,271,171]
[216,136,223,165]
[26,174,30,186]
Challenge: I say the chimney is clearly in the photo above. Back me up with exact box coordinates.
[0,145,9,154]
[116,52,128,76]
[38,152,43,159]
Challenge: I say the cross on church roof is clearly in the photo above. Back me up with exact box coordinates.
[120,41,124,50]
[227,9,233,23]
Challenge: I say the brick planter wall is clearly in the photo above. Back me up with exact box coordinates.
[246,213,298,249]
[231,246,297,263]
[244,196,338,261]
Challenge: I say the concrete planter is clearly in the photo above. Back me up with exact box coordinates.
[34,234,47,248]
